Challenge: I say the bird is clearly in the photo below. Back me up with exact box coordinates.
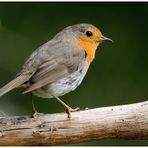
[0,23,113,118]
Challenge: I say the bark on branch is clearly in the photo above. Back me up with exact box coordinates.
[0,101,148,146]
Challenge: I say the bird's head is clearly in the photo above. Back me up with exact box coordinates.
[71,23,113,63]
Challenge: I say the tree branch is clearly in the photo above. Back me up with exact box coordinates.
[0,101,148,145]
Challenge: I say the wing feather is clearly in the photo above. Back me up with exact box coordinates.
[23,60,69,94]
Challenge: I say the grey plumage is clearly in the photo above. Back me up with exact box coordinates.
[0,24,88,97]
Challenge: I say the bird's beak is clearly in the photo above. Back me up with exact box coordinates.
[100,36,113,43]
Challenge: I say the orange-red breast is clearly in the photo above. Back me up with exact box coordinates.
[0,23,113,118]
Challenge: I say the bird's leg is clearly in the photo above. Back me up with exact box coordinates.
[31,97,37,116]
[52,95,79,118]
[31,94,43,117]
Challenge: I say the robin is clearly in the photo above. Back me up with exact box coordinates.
[0,23,113,118]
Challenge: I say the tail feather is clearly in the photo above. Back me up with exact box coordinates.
[0,74,31,97]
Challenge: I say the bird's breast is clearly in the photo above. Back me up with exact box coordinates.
[77,38,98,64]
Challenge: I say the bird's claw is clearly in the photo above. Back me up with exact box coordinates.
[32,111,44,118]
[65,107,80,118]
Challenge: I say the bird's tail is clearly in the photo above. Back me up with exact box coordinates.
[0,74,31,97]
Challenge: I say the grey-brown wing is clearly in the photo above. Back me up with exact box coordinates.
[22,59,69,94]
[20,36,85,94]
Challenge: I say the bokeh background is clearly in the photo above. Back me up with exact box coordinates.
[0,2,148,146]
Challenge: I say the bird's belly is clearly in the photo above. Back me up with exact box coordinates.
[33,61,89,98]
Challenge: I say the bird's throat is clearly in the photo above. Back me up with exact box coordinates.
[77,39,98,64]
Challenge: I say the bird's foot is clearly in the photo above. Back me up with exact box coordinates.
[32,111,44,118]
[65,107,80,118]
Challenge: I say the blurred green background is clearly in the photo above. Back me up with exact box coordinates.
[0,2,148,146]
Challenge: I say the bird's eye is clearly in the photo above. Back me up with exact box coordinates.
[86,31,93,37]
